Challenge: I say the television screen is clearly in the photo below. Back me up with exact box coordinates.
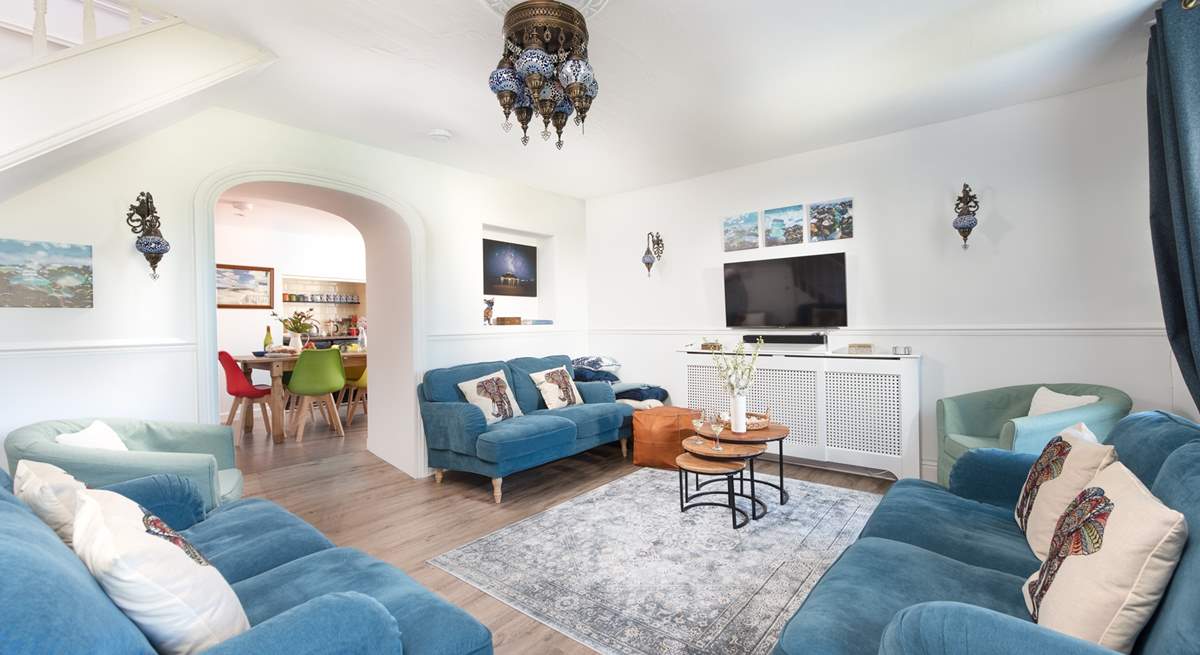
[724,253,847,328]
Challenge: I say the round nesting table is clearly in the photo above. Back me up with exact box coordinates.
[675,453,750,529]
[694,423,791,506]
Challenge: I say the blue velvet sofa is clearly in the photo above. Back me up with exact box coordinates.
[0,469,493,655]
[419,355,633,502]
[773,411,1200,655]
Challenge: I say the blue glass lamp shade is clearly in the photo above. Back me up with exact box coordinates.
[641,250,656,276]
[539,80,565,105]
[557,59,594,93]
[514,48,554,82]
[585,78,599,99]
[952,212,978,250]
[553,99,574,117]
[515,87,533,109]
[135,233,170,278]
[488,66,520,94]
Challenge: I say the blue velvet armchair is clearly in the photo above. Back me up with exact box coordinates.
[936,383,1132,485]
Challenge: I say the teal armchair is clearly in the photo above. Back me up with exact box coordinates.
[4,418,241,511]
[936,383,1132,485]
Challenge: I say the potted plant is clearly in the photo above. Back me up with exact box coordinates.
[271,308,317,352]
[712,337,763,433]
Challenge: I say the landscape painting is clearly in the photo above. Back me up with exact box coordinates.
[723,212,760,251]
[0,238,93,308]
[764,204,806,247]
[216,264,274,309]
[483,238,537,297]
[809,198,854,242]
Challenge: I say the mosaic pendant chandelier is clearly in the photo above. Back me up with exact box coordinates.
[487,0,597,150]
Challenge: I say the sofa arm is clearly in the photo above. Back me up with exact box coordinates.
[26,447,222,512]
[138,421,237,471]
[418,399,487,452]
[879,602,1117,655]
[1000,401,1130,453]
[577,381,616,404]
[947,448,1038,510]
[102,474,206,530]
[203,592,402,655]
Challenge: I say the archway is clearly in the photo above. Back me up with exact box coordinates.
[193,170,428,477]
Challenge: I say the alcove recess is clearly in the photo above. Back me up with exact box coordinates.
[481,224,556,327]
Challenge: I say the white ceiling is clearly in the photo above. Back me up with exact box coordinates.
[147,0,1155,199]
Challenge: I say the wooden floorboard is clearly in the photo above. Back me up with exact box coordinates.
[236,411,892,654]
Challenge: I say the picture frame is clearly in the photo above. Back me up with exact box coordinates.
[722,212,760,252]
[216,264,275,309]
[483,238,538,297]
[0,238,93,308]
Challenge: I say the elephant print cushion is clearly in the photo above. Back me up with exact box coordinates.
[458,370,524,425]
[1023,462,1186,653]
[1015,422,1116,559]
[530,366,583,410]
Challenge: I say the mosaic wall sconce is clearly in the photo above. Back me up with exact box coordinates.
[642,231,664,276]
[126,191,170,279]
[953,183,980,250]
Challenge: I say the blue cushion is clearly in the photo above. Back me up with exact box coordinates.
[506,355,574,413]
[422,361,512,403]
[0,484,154,654]
[616,402,634,430]
[234,547,493,655]
[774,537,1028,655]
[859,479,1041,577]
[533,403,622,440]
[475,414,576,463]
[1138,442,1200,654]
[1107,410,1200,486]
[182,498,335,584]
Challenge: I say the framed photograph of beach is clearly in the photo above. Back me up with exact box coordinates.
[0,238,93,308]
[764,204,806,247]
[809,198,854,242]
[216,264,275,309]
[722,212,760,252]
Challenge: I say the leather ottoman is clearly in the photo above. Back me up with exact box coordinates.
[632,406,700,470]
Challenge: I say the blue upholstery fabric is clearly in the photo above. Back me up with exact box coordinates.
[774,538,1028,655]
[235,547,493,655]
[574,368,619,383]
[0,481,154,654]
[506,355,574,413]
[101,473,206,530]
[419,392,488,455]
[181,498,335,584]
[879,602,1116,655]
[1137,442,1200,654]
[1108,410,1200,486]
[422,361,511,403]
[859,479,1040,577]
[948,449,1039,510]
[475,414,576,463]
[204,592,403,655]
[428,444,572,479]
[533,403,622,440]
[576,380,616,404]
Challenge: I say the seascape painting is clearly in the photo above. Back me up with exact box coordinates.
[216,264,274,309]
[809,198,854,242]
[723,212,760,252]
[0,238,93,308]
[483,238,537,297]
[764,204,806,247]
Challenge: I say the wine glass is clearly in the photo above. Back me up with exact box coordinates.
[691,414,706,445]
[710,416,724,452]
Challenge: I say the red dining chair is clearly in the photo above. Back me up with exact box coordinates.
[218,351,273,446]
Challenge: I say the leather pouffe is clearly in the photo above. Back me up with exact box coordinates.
[632,406,700,470]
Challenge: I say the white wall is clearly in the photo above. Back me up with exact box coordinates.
[0,107,587,475]
[585,77,1189,481]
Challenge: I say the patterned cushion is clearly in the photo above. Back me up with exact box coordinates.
[530,366,582,410]
[457,370,523,426]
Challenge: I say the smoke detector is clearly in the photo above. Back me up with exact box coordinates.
[428,128,454,143]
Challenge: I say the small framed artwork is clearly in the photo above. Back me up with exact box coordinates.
[809,198,854,242]
[764,204,805,247]
[722,212,760,252]
[0,238,93,308]
[216,264,274,309]
[483,238,537,297]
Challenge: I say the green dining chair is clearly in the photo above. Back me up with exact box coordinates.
[286,348,346,441]
[346,368,368,427]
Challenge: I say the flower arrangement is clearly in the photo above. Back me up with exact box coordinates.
[271,308,317,335]
[712,337,764,395]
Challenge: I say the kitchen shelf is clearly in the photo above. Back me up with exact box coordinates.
[282,300,360,305]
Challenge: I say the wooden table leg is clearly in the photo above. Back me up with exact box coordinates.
[239,363,255,434]
[270,362,286,443]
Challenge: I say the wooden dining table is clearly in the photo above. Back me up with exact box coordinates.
[235,351,367,443]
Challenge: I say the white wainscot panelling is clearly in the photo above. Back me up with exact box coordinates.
[425,329,589,371]
[0,341,199,470]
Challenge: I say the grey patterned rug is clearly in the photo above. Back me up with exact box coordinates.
[429,467,880,655]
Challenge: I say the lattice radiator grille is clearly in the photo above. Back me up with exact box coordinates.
[824,371,902,456]
[685,363,818,448]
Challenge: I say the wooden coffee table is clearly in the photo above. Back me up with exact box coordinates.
[682,437,768,520]
[675,453,749,529]
[695,423,791,505]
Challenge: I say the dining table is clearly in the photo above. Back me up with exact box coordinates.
[235,351,367,443]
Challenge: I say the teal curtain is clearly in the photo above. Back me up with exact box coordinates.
[1148,1,1200,406]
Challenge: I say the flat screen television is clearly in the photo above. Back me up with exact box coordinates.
[724,253,847,328]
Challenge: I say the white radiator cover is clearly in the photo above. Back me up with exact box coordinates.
[683,351,921,479]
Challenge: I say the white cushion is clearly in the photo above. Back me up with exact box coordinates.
[55,420,129,451]
[1015,423,1116,559]
[72,490,249,654]
[457,370,523,425]
[13,460,86,546]
[530,366,583,410]
[1028,386,1100,417]
[1024,462,1187,653]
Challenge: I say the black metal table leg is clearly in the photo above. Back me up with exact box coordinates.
[778,440,786,505]
[727,475,736,529]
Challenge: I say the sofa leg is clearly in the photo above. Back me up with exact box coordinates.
[620,437,628,458]
[434,468,444,484]
[492,477,503,504]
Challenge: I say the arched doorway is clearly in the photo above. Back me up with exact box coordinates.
[193,171,428,477]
